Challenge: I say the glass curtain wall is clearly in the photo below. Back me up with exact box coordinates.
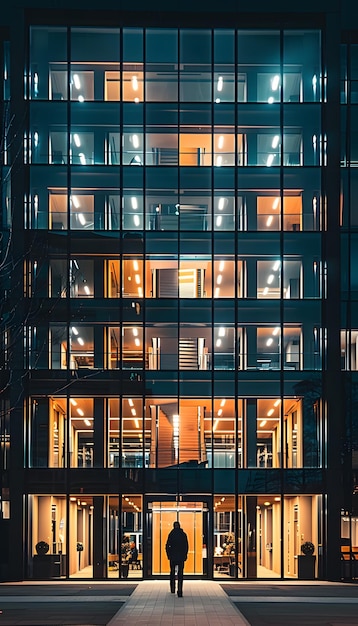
[25,25,323,579]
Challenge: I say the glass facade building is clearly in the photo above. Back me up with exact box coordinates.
[0,1,357,581]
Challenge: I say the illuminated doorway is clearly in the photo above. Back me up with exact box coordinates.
[147,499,209,576]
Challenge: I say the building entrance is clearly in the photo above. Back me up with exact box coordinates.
[146,499,209,577]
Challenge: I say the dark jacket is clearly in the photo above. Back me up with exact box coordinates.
[165,527,189,562]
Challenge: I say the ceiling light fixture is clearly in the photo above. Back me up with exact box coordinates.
[72,195,80,208]
[73,74,81,89]
[272,135,280,149]
[272,197,280,209]
[271,75,280,91]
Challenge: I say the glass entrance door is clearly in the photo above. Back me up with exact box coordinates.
[147,499,209,576]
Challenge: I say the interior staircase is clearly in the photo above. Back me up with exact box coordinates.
[179,338,198,369]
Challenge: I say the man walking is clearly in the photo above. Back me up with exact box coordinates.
[165,521,188,597]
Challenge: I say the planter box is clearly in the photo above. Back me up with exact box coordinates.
[33,554,61,579]
[298,555,316,579]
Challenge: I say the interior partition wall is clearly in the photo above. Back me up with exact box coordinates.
[1,15,342,581]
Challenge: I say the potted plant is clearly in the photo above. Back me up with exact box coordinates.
[298,541,316,579]
[33,540,61,578]
[301,541,315,556]
[35,541,50,555]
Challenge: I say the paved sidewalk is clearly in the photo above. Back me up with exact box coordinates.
[107,580,249,625]
[1,580,358,625]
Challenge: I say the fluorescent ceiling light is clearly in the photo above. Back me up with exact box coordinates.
[218,197,225,211]
[266,215,273,227]
[263,287,269,295]
[73,74,81,89]
[273,261,280,271]
[218,327,225,337]
[271,75,280,91]
[272,327,280,336]
[217,76,223,92]
[78,95,84,102]
[77,408,84,416]
[266,338,273,346]
[71,327,78,335]
[133,260,139,271]
[216,338,222,347]
[135,274,140,284]
[84,285,90,295]
[132,134,139,148]
[260,420,267,427]
[219,260,225,271]
[79,153,86,165]
[70,399,77,406]
[73,133,81,147]
[131,408,136,416]
[133,215,140,227]
[272,197,280,209]
[215,287,220,298]
[131,197,138,209]
[268,96,274,104]
[216,155,222,167]
[267,408,274,416]
[77,337,84,346]
[267,274,274,284]
[134,338,140,347]
[216,215,222,227]
[132,327,138,336]
[218,135,224,149]
[266,153,275,167]
[274,399,281,406]
[272,135,280,149]
[78,213,86,225]
[72,195,80,208]
[132,76,138,91]
[128,398,134,406]
[84,419,91,426]
[217,274,222,285]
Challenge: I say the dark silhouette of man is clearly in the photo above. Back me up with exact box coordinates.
[165,521,188,597]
